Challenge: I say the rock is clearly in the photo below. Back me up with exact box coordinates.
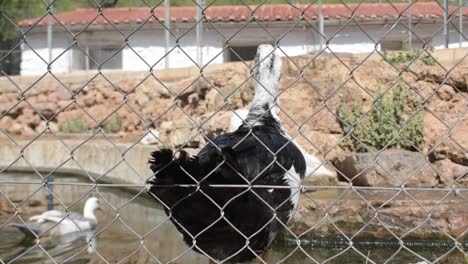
[159,119,202,148]
[140,129,161,145]
[37,121,58,133]
[36,93,48,103]
[333,150,438,187]
[86,104,118,125]
[413,65,467,92]
[119,107,143,132]
[0,116,14,132]
[411,81,436,103]
[35,102,56,120]
[141,80,155,94]
[433,159,468,187]
[117,80,134,93]
[426,117,468,165]
[26,199,43,207]
[205,89,223,113]
[56,86,72,100]
[8,122,24,135]
[83,93,98,107]
[448,120,468,165]
[22,125,36,135]
[449,68,467,92]
[436,84,455,101]
[172,78,199,99]
[292,190,468,238]
[135,91,150,107]
[21,108,41,128]
[199,111,231,139]
[0,93,18,114]
[0,200,14,214]
[213,72,230,87]
[414,65,446,84]
[57,100,70,109]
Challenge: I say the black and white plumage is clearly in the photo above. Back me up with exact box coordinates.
[146,45,306,263]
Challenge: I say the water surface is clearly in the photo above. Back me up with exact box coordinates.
[0,172,465,263]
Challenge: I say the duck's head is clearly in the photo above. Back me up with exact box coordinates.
[83,197,101,219]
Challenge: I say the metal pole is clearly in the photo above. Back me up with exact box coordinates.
[47,0,54,211]
[318,0,324,50]
[460,0,463,48]
[47,0,53,68]
[196,0,204,66]
[408,0,412,50]
[443,0,449,48]
[164,0,170,69]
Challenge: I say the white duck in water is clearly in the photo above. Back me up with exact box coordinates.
[11,197,101,237]
[229,108,335,179]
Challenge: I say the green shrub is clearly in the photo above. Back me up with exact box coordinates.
[383,49,436,66]
[383,50,418,64]
[102,113,121,133]
[420,54,436,66]
[339,83,424,152]
[58,118,90,133]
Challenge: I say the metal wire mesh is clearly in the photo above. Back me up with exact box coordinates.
[0,0,467,263]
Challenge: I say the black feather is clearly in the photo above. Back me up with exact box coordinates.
[147,125,305,262]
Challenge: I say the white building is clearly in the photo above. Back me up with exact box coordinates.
[18,2,468,75]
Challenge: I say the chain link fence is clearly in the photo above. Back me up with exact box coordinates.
[0,0,467,263]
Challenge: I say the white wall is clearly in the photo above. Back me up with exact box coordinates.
[122,28,225,70]
[20,21,468,75]
[21,32,72,75]
[325,22,468,53]
[121,26,316,71]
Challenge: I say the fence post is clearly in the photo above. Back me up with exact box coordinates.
[165,0,170,69]
[460,0,463,48]
[47,0,53,69]
[196,0,204,66]
[444,0,449,48]
[46,0,54,211]
[408,0,412,50]
[318,0,324,50]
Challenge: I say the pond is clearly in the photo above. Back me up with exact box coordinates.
[0,172,466,263]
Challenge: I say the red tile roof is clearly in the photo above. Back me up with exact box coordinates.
[18,2,468,27]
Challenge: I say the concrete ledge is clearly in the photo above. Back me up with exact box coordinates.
[0,60,248,93]
[354,47,468,67]
[0,138,155,187]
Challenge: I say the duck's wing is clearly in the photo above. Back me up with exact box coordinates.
[29,210,66,223]
[67,211,90,222]
[31,210,94,232]
[8,220,57,237]
[197,127,306,184]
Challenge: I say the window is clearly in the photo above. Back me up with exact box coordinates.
[381,40,404,51]
[381,39,431,51]
[72,46,122,71]
[72,46,87,71]
[226,45,259,62]
[88,47,122,70]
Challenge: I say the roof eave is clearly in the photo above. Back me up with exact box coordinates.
[18,18,456,33]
